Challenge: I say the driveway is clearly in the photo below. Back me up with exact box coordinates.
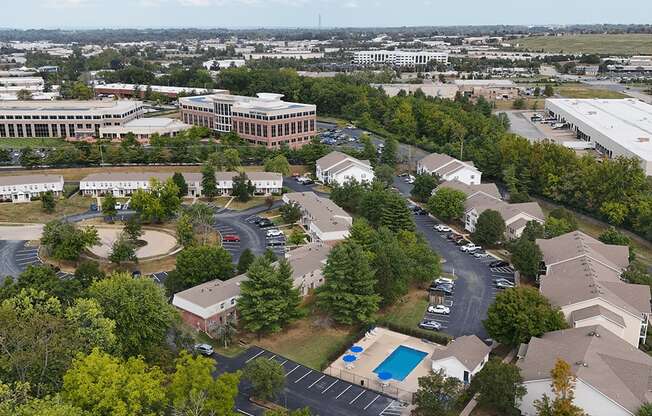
[393,177,500,340]
[0,224,44,241]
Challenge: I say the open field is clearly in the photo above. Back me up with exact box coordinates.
[554,84,629,99]
[516,34,652,55]
[0,194,93,223]
[0,137,68,149]
[376,288,428,329]
[493,98,544,111]
[0,165,307,182]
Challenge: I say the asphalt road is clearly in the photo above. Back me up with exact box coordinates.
[504,110,547,142]
[393,177,500,340]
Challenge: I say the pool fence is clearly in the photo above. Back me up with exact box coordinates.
[323,367,415,404]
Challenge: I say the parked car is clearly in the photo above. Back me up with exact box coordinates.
[446,232,457,240]
[194,344,214,356]
[302,178,314,185]
[489,260,510,268]
[247,215,263,224]
[413,207,427,215]
[429,284,453,295]
[434,224,451,232]
[89,203,98,211]
[433,277,454,286]
[460,243,481,253]
[455,238,470,246]
[115,202,122,210]
[266,229,284,238]
[495,280,516,289]
[267,239,285,247]
[493,278,514,285]
[222,234,240,242]
[427,305,450,315]
[257,218,274,228]
[473,252,490,258]
[418,320,442,331]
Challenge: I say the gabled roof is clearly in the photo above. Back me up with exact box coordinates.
[283,192,352,234]
[570,304,626,328]
[518,325,652,414]
[0,174,63,186]
[418,153,478,175]
[537,231,629,271]
[437,180,502,200]
[465,193,544,223]
[317,151,371,172]
[431,335,491,371]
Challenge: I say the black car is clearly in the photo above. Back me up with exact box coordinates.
[489,260,510,268]
[267,239,286,247]
[429,284,453,295]
[247,215,263,224]
[257,218,274,228]
[413,207,427,215]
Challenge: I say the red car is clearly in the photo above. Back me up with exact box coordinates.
[222,234,240,243]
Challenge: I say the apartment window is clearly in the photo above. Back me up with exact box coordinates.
[60,124,67,137]
[51,125,57,137]
[284,123,289,135]
[271,125,276,137]
[85,124,92,129]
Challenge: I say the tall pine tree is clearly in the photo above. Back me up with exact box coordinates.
[201,163,217,199]
[380,192,415,232]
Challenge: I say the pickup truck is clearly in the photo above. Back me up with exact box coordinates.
[460,243,481,253]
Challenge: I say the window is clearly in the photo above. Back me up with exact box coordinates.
[34,124,50,138]
[26,125,33,137]
[271,125,276,137]
[8,124,15,137]
[0,125,5,137]
[284,123,289,135]
[291,122,296,134]
[16,124,23,137]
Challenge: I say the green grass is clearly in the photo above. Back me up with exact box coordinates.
[555,84,629,99]
[0,194,93,223]
[516,34,652,55]
[376,289,428,329]
[0,137,68,149]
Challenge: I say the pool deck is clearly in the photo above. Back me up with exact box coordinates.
[326,327,445,394]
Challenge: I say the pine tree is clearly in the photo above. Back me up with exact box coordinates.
[201,163,217,199]
[380,192,415,232]
[317,241,380,325]
[237,248,255,274]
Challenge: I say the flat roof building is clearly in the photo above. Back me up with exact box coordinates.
[94,83,222,98]
[545,99,652,175]
[98,117,191,144]
[353,50,448,67]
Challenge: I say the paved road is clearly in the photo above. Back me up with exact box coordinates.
[393,177,500,340]
[215,347,403,416]
[504,111,547,142]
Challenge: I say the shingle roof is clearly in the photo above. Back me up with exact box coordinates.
[317,151,372,173]
[0,174,63,186]
[431,335,491,370]
[518,325,652,414]
[437,180,502,199]
[570,305,626,327]
[465,193,544,223]
[283,192,352,233]
[80,171,280,183]
[418,153,477,175]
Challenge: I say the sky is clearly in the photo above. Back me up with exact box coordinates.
[3,0,652,29]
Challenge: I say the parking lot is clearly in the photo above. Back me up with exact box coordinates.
[215,347,404,416]
[213,213,287,263]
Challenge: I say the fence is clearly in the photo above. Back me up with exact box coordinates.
[323,366,415,404]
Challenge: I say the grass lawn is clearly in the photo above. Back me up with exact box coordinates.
[317,116,350,127]
[376,288,428,329]
[211,195,279,211]
[0,137,68,149]
[493,98,544,111]
[0,194,93,223]
[555,84,628,99]
[516,34,652,55]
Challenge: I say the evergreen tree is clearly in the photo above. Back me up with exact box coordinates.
[360,133,377,165]
[232,171,255,202]
[372,227,409,306]
[317,241,380,325]
[511,238,543,280]
[41,191,56,213]
[380,192,415,232]
[411,174,439,202]
[171,172,188,198]
[473,209,506,246]
[237,248,255,274]
[380,138,398,166]
[201,163,217,199]
[102,193,117,218]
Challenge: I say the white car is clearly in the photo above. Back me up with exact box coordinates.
[460,243,481,253]
[427,304,450,315]
[266,229,283,238]
[194,343,214,356]
[433,277,454,286]
[434,225,451,232]
[474,252,490,258]
[114,202,122,210]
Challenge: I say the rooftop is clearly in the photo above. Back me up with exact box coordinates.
[283,192,352,234]
[0,99,140,113]
[431,335,491,370]
[0,174,63,186]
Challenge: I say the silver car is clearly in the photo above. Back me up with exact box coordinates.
[194,343,214,356]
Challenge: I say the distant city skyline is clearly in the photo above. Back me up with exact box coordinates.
[3,0,652,30]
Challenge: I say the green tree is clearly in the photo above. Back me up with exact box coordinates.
[223,148,241,171]
[360,133,377,165]
[288,230,306,246]
[398,231,441,286]
[16,89,33,100]
[534,359,587,416]
[372,227,410,306]
[599,227,635,261]
[511,238,543,279]
[470,359,526,415]
[176,213,195,247]
[0,265,72,303]
[62,348,167,416]
[41,191,56,213]
[264,154,291,176]
[473,209,506,246]
[123,215,143,242]
[330,179,366,213]
[168,350,240,416]
[380,191,415,232]
[73,261,105,291]
[239,257,302,335]
[544,217,576,238]
[109,233,137,265]
[521,220,545,242]
[544,84,554,97]
[484,287,567,346]
[373,164,395,186]
[512,98,526,110]
[130,178,180,223]
[102,193,117,218]
[317,241,380,325]
[380,138,398,166]
[237,248,255,274]
[165,245,233,294]
[280,201,301,223]
[600,201,629,225]
[41,220,99,262]
[243,358,285,401]
[89,273,177,358]
[638,403,652,416]
[65,298,117,354]
[427,188,466,222]
[171,172,188,198]
[413,370,463,416]
[265,408,312,416]
[411,174,439,202]
[185,203,215,244]
[201,163,217,199]
[232,171,255,202]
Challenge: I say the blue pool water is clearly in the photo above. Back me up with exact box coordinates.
[373,345,428,381]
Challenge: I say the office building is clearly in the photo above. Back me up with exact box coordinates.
[180,92,317,149]
[0,100,144,139]
[353,50,448,67]
[545,99,652,175]
[0,174,64,203]
[94,83,221,98]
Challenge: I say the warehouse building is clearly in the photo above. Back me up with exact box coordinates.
[545,99,652,175]
[353,50,448,67]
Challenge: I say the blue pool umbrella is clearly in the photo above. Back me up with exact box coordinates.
[343,354,357,363]
[378,372,392,381]
[350,345,363,353]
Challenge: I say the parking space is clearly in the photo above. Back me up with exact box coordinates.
[151,271,168,284]
[13,243,41,271]
[490,266,513,274]
[229,347,399,416]
[214,222,242,256]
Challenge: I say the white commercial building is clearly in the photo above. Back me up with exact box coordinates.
[316,151,374,185]
[545,99,652,175]
[353,50,448,67]
[99,117,191,143]
[0,174,64,203]
[417,153,482,185]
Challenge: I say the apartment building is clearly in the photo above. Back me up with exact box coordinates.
[353,50,448,67]
[0,174,64,203]
[315,151,374,185]
[463,192,544,240]
[282,192,352,242]
[517,326,652,416]
[0,100,144,139]
[180,92,317,149]
[431,335,491,384]
[536,231,650,347]
[99,117,191,144]
[79,171,282,197]
[417,153,482,185]
[173,243,331,331]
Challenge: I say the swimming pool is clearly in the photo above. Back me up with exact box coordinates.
[373,345,428,381]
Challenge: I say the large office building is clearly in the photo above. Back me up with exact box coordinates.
[353,50,448,67]
[0,100,144,139]
[545,99,652,175]
[94,83,221,99]
[180,92,317,149]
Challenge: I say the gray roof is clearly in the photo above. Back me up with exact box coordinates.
[418,153,477,174]
[317,151,371,172]
[80,171,280,183]
[431,335,491,370]
[465,193,544,223]
[570,305,626,327]
[437,180,501,199]
[0,174,63,186]
[518,325,652,414]
[283,192,352,233]
[537,231,629,270]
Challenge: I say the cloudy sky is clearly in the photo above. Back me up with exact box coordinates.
[4,0,652,29]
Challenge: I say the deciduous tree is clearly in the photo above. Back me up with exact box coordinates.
[41,220,99,262]
[411,173,439,202]
[41,191,56,213]
[264,154,291,176]
[165,245,233,294]
[473,209,506,246]
[427,188,466,222]
[232,172,255,202]
[534,359,587,416]
[470,359,526,415]
[413,370,463,416]
[243,358,285,401]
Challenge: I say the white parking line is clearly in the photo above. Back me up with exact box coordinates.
[245,350,265,363]
[322,379,338,394]
[294,370,312,383]
[335,385,351,399]
[237,408,255,416]
[349,390,365,404]
[364,394,381,410]
[280,359,288,366]
[267,354,276,361]
[308,375,325,389]
[286,365,300,376]
[379,401,394,415]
